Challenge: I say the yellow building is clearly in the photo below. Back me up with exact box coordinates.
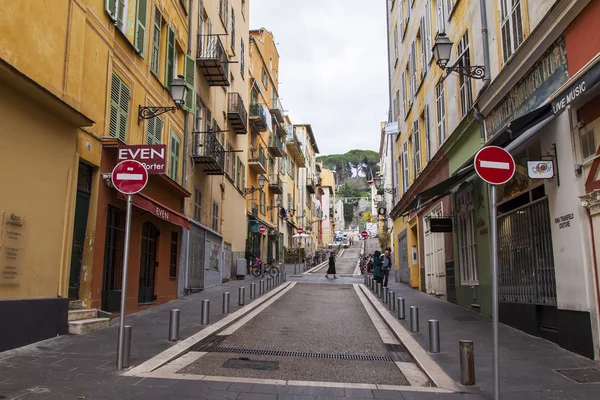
[320,168,337,246]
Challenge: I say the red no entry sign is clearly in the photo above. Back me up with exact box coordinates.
[258,225,267,234]
[297,227,303,234]
[111,160,148,195]
[361,231,368,239]
[474,146,516,185]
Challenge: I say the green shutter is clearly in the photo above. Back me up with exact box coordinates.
[147,116,162,144]
[169,131,180,181]
[182,86,195,114]
[146,117,155,144]
[184,54,195,86]
[134,0,148,56]
[241,163,246,191]
[165,27,175,89]
[151,9,161,75]
[117,80,130,142]
[109,73,129,142]
[106,0,117,20]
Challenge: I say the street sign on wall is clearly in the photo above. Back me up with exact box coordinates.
[111,160,148,195]
[474,146,516,185]
[118,145,167,174]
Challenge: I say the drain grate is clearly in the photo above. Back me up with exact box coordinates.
[555,368,600,383]
[209,347,394,362]
[385,343,408,353]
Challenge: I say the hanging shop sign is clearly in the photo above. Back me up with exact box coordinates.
[384,121,399,135]
[430,218,453,233]
[118,144,167,174]
[527,160,555,179]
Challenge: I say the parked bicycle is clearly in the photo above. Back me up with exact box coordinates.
[250,257,280,277]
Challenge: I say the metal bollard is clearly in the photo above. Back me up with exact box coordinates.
[390,291,396,311]
[267,278,271,291]
[201,299,210,325]
[169,309,180,342]
[429,320,440,353]
[250,283,256,299]
[397,297,405,319]
[238,287,245,306]
[410,306,419,333]
[123,325,132,368]
[283,271,287,282]
[371,278,375,291]
[222,293,230,314]
[377,283,382,298]
[368,276,372,288]
[294,264,298,274]
[383,287,389,303]
[459,340,476,385]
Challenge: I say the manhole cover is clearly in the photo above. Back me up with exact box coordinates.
[555,368,600,383]
[223,358,279,371]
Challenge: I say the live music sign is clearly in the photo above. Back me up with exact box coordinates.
[118,144,166,174]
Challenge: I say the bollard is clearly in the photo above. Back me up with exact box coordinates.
[250,283,256,299]
[283,271,287,282]
[390,291,396,311]
[168,309,180,342]
[275,276,279,286]
[123,325,132,368]
[410,306,419,333]
[459,340,476,385]
[383,287,389,303]
[222,292,230,314]
[238,287,245,306]
[267,278,271,291]
[377,283,382,298]
[368,276,372,289]
[201,299,210,325]
[260,279,265,295]
[397,297,405,319]
[429,320,440,353]
[294,264,298,274]
[371,278,375,291]
[387,292,393,310]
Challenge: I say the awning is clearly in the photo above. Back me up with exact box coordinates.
[488,104,555,149]
[118,193,191,229]
[398,166,475,217]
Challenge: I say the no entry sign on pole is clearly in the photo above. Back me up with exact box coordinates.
[111,160,149,195]
[474,146,516,185]
[258,225,267,234]
[361,231,368,239]
[297,227,303,234]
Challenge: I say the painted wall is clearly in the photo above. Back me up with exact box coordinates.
[565,0,600,76]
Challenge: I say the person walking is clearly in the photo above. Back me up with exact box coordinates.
[373,250,383,284]
[325,251,337,279]
[245,247,253,275]
[382,249,392,287]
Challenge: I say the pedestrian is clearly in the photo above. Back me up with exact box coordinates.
[326,251,337,279]
[382,249,392,287]
[245,247,253,275]
[373,250,383,284]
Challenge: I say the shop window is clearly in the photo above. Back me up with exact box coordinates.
[456,186,478,286]
[496,140,543,210]
[581,129,596,160]
[169,231,178,278]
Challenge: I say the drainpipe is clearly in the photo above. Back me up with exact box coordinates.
[476,0,491,140]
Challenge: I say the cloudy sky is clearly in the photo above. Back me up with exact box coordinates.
[249,0,389,156]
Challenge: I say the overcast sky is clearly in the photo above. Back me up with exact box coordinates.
[249,1,389,156]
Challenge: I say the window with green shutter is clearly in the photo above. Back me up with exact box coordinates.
[134,0,148,56]
[151,8,161,76]
[168,131,181,181]
[241,163,246,191]
[109,73,130,142]
[165,27,175,90]
[106,0,126,33]
[146,116,163,145]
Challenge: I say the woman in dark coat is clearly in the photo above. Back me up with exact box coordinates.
[373,250,383,284]
[326,251,337,279]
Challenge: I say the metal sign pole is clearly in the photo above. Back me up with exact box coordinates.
[116,194,133,370]
[490,184,499,400]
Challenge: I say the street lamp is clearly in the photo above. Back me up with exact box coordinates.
[373,176,397,194]
[138,77,189,123]
[245,174,266,194]
[432,33,485,80]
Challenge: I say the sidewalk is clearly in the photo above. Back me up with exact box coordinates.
[377,277,600,399]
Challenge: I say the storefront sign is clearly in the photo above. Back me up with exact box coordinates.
[554,213,574,229]
[527,160,555,179]
[0,211,25,283]
[118,193,191,229]
[118,145,167,174]
[486,36,568,137]
[430,218,453,232]
[552,60,600,114]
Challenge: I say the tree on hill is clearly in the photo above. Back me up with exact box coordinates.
[317,150,380,186]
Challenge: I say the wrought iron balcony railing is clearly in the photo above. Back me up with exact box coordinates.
[196,34,229,86]
[192,131,225,175]
[227,92,248,134]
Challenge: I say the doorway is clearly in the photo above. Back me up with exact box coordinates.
[138,222,159,304]
[101,205,126,312]
[398,231,409,284]
[424,204,446,296]
[68,163,92,299]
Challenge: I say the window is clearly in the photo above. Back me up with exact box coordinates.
[146,116,163,145]
[393,90,399,121]
[457,31,472,117]
[230,7,235,53]
[445,0,454,17]
[212,201,219,231]
[398,1,405,40]
[456,186,478,285]
[412,119,421,176]
[581,129,596,159]
[436,0,446,33]
[435,81,446,147]
[424,0,433,61]
[236,157,241,187]
[419,17,428,78]
[219,0,228,27]
[194,188,202,221]
[500,0,524,62]
[134,0,148,56]
[394,25,399,64]
[261,67,269,89]
[151,8,162,76]
[409,41,417,105]
[288,193,292,212]
[240,38,245,78]
[165,27,175,89]
[109,73,130,142]
[169,231,178,278]
[404,0,410,26]
[224,142,231,178]
[168,131,181,181]
[423,105,431,162]
[402,141,410,192]
[106,0,127,33]
[260,190,266,215]
[401,70,407,119]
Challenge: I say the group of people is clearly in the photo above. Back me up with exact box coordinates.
[370,247,393,287]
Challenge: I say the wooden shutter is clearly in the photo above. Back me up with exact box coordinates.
[182,54,195,113]
[146,116,163,145]
[109,74,120,139]
[134,0,148,56]
[146,117,155,144]
[165,27,175,89]
[240,38,245,77]
[424,104,430,162]
[169,131,180,181]
[151,8,161,75]
[241,163,246,191]
[105,0,117,20]
[117,80,129,142]
[230,8,235,52]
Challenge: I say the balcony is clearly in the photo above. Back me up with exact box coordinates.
[268,174,283,194]
[267,133,284,157]
[270,97,285,123]
[196,34,229,86]
[285,127,306,167]
[307,177,316,194]
[227,92,248,134]
[249,146,267,174]
[249,103,270,132]
[192,131,225,175]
